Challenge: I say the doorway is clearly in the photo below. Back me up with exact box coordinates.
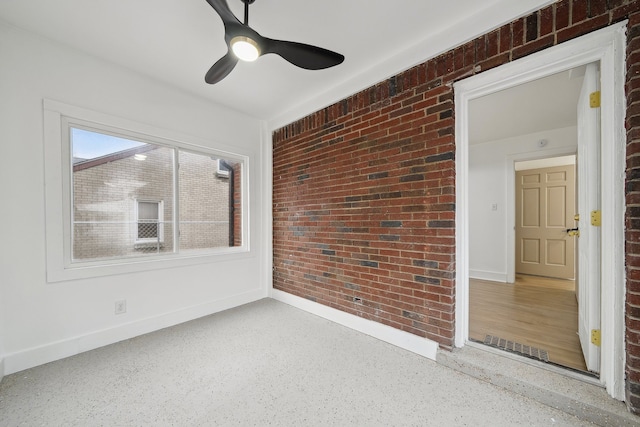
[468,149,585,371]
[466,64,588,369]
[466,61,602,375]
[454,23,627,400]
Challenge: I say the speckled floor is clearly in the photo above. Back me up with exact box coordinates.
[0,299,605,426]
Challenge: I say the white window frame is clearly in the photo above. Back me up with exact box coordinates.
[44,100,251,282]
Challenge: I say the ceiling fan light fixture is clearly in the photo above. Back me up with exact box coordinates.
[204,0,344,84]
[230,36,261,62]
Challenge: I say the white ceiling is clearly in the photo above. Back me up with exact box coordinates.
[0,0,555,129]
[469,67,585,145]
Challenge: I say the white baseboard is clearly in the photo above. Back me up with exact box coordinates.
[271,289,439,360]
[3,289,264,375]
[0,357,4,383]
[469,269,508,282]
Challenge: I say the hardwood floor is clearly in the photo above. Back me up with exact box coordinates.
[469,274,588,372]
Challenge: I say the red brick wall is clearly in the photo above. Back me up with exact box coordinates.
[626,4,640,413]
[274,85,456,343]
[233,162,242,247]
[273,0,640,413]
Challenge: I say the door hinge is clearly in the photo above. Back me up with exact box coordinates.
[590,91,601,108]
[591,329,601,347]
[591,210,601,226]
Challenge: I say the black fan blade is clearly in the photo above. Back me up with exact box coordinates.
[205,52,238,84]
[205,0,241,25]
[263,39,344,70]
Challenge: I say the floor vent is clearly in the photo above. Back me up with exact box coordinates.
[483,335,549,363]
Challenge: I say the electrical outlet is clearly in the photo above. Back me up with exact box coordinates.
[115,300,127,315]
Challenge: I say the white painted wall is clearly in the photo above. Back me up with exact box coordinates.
[0,288,4,382]
[0,21,266,375]
[468,126,577,282]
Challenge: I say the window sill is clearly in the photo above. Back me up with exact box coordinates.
[51,247,251,283]
[134,241,165,249]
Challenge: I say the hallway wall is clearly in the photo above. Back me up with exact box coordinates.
[469,126,577,281]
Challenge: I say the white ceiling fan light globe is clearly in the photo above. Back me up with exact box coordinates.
[231,36,261,62]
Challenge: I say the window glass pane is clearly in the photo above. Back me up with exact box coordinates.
[137,201,160,240]
[138,202,158,220]
[71,127,174,261]
[178,151,242,250]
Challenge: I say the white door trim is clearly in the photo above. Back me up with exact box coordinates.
[454,22,627,400]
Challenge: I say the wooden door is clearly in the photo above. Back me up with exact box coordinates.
[515,164,576,279]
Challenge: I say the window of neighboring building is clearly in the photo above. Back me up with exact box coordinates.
[43,100,249,282]
[135,199,164,247]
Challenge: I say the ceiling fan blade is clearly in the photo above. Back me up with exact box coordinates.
[263,39,344,70]
[205,52,238,84]
[204,0,240,25]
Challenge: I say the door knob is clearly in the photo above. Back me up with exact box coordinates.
[566,227,580,237]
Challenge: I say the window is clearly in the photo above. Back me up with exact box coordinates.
[70,125,242,261]
[135,200,164,247]
[216,159,230,178]
[178,151,237,250]
[71,132,176,261]
[43,100,249,281]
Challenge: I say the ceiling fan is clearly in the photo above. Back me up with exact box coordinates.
[204,0,345,84]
